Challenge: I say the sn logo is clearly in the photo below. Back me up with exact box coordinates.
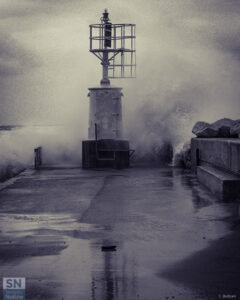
[3,278,25,290]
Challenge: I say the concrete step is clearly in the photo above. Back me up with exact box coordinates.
[197,165,240,201]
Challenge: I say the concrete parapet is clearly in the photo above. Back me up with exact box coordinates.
[191,138,240,201]
[191,138,240,175]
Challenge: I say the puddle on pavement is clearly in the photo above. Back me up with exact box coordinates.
[0,167,238,299]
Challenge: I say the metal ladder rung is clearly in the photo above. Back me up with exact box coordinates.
[96,158,115,161]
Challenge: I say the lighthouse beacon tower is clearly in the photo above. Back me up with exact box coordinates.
[82,9,136,168]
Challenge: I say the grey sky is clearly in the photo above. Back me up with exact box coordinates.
[0,0,239,128]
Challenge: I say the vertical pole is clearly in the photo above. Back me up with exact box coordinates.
[102,51,109,83]
[100,10,110,86]
[113,25,116,78]
[34,147,42,170]
[101,51,110,85]
[95,123,98,141]
[101,24,103,49]
[90,26,92,50]
[95,123,98,167]
[99,26,101,49]
[131,25,133,77]
[121,26,123,78]
[134,25,136,77]
[114,26,116,50]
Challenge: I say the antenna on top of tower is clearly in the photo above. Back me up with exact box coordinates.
[89,9,136,86]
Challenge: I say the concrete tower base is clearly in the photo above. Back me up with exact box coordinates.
[82,86,132,169]
[82,139,131,169]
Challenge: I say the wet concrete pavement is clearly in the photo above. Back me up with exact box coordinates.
[0,166,239,300]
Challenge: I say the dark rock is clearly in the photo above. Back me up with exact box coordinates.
[211,118,234,128]
[219,126,231,137]
[192,121,218,138]
[230,119,240,137]
[212,118,234,137]
[193,118,240,138]
[192,121,209,134]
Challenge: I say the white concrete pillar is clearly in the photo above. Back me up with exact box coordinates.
[88,87,123,140]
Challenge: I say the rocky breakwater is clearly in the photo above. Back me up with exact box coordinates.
[192,118,240,138]
[175,118,240,169]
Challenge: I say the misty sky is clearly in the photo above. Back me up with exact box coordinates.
[0,0,240,129]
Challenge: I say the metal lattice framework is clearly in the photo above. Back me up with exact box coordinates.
[89,10,136,83]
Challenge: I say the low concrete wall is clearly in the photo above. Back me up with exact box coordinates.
[191,138,240,175]
[191,138,240,201]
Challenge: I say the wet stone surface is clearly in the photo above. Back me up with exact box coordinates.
[0,167,239,299]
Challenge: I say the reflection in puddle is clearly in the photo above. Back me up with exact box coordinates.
[91,240,138,300]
